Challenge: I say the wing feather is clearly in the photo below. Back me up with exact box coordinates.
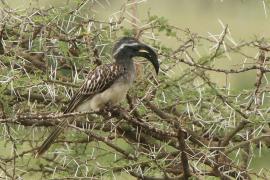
[36,64,125,156]
[64,64,125,113]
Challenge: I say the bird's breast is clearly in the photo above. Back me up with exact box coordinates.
[75,81,131,112]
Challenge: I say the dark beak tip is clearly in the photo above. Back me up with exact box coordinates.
[156,68,159,75]
[137,43,159,75]
[155,62,159,75]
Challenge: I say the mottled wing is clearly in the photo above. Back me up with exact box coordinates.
[36,64,125,156]
[64,64,125,113]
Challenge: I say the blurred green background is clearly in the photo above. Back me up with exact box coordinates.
[3,0,270,177]
[6,0,270,89]
[6,0,270,38]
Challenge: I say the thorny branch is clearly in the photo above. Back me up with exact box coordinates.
[1,2,270,180]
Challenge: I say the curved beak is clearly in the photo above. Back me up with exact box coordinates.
[136,44,159,74]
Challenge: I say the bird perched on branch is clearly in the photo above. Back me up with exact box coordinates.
[36,37,159,156]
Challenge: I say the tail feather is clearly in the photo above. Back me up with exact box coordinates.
[36,119,70,157]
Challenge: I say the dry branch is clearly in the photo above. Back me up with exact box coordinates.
[1,3,270,180]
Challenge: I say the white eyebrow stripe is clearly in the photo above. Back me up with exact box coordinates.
[113,42,140,57]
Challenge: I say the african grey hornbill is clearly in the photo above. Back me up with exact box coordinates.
[36,37,159,156]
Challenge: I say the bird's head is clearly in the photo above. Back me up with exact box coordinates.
[113,37,159,74]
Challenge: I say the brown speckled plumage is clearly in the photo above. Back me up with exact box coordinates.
[36,37,159,156]
[64,64,126,113]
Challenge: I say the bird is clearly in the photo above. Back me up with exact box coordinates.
[36,36,159,156]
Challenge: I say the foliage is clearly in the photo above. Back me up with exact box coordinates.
[1,1,270,180]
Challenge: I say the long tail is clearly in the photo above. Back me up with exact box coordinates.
[36,118,71,157]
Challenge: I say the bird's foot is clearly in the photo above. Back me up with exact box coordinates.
[100,103,120,117]
[102,106,112,117]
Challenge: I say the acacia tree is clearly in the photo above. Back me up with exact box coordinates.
[0,1,270,180]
